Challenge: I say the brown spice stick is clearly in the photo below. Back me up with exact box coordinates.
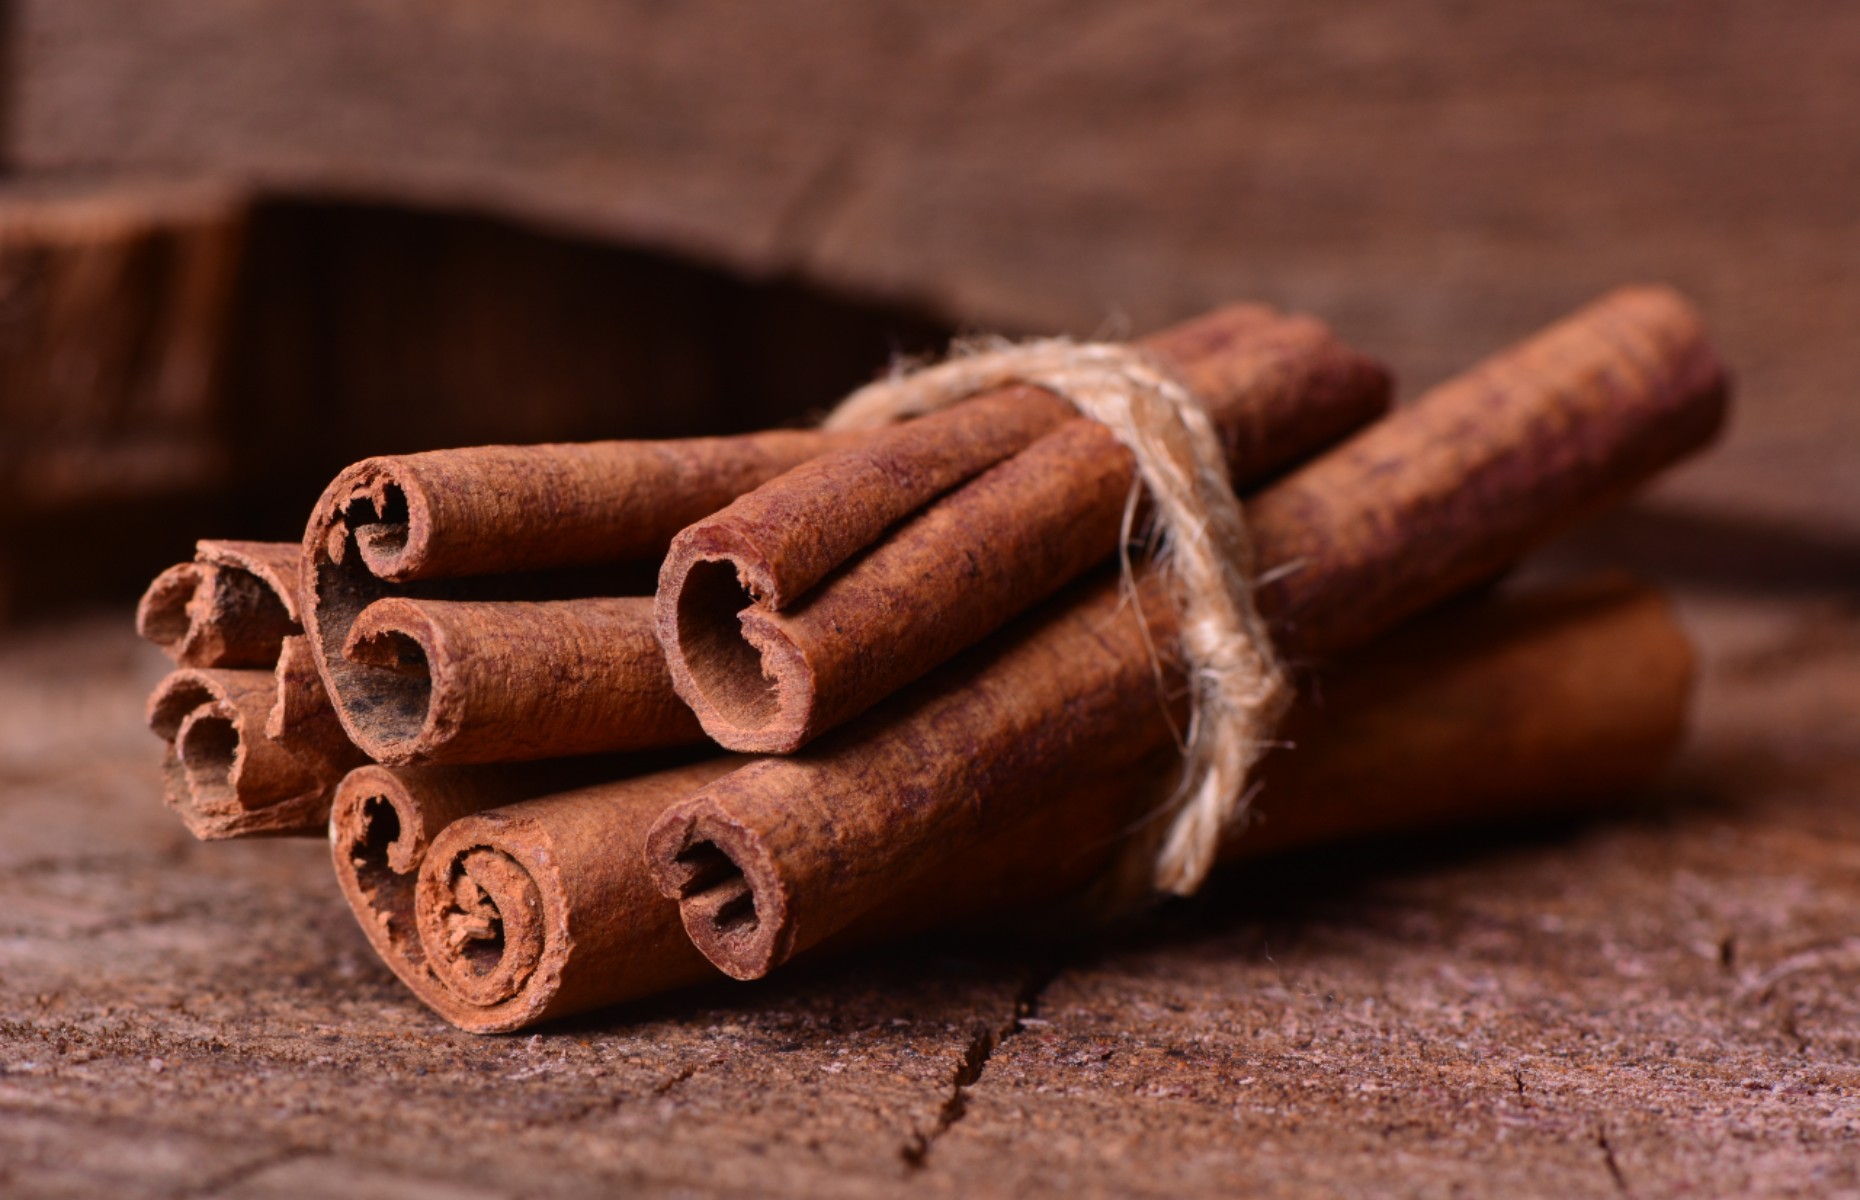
[339,596,702,765]
[1229,578,1693,860]
[645,284,1727,978]
[307,432,866,586]
[136,540,301,667]
[377,759,742,1033]
[300,431,866,762]
[1248,285,1728,657]
[329,755,722,1023]
[684,386,1077,610]
[380,574,1687,1031]
[147,667,362,839]
[864,573,1695,935]
[660,306,1392,751]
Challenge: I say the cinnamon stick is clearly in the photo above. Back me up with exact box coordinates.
[372,758,740,1033]
[1229,577,1693,860]
[147,667,363,839]
[864,574,1695,934]
[378,574,1687,1032]
[650,572,1693,981]
[136,540,301,668]
[136,540,366,837]
[1247,285,1728,656]
[645,285,1727,978]
[329,754,725,1023]
[659,306,1392,751]
[337,596,702,765]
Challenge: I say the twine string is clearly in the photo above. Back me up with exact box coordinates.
[825,337,1291,895]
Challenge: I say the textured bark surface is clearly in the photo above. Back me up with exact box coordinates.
[135,541,300,669]
[339,596,703,765]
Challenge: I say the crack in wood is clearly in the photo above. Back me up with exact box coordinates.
[651,1060,704,1097]
[178,1141,321,1198]
[546,1058,713,1129]
[900,960,1062,1171]
[1777,1005,1810,1056]
[1595,1122,1630,1196]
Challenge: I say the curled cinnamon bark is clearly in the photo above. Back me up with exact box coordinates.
[645,285,1727,979]
[310,433,864,585]
[147,667,361,839]
[328,756,697,1017]
[381,758,739,1033]
[301,432,864,763]
[266,634,359,767]
[135,540,301,668]
[660,306,1392,752]
[338,596,702,765]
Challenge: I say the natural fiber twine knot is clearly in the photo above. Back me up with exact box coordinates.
[826,337,1292,896]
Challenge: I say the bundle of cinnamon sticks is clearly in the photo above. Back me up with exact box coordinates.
[136,285,1728,1032]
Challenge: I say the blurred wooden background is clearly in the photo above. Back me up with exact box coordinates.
[1,4,1858,1196]
[4,0,1857,615]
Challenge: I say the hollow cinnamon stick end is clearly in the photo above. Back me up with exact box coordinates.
[137,556,296,668]
[645,804,793,981]
[406,815,584,1035]
[306,457,434,584]
[330,765,428,881]
[135,562,207,661]
[148,669,340,841]
[655,548,818,755]
[159,738,334,840]
[335,598,445,766]
[195,539,305,624]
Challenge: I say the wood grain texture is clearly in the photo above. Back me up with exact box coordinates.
[0,179,242,514]
[13,0,1858,532]
[0,559,1856,1195]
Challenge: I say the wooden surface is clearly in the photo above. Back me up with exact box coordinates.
[4,2,1860,1195]
[1,546,1857,1197]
